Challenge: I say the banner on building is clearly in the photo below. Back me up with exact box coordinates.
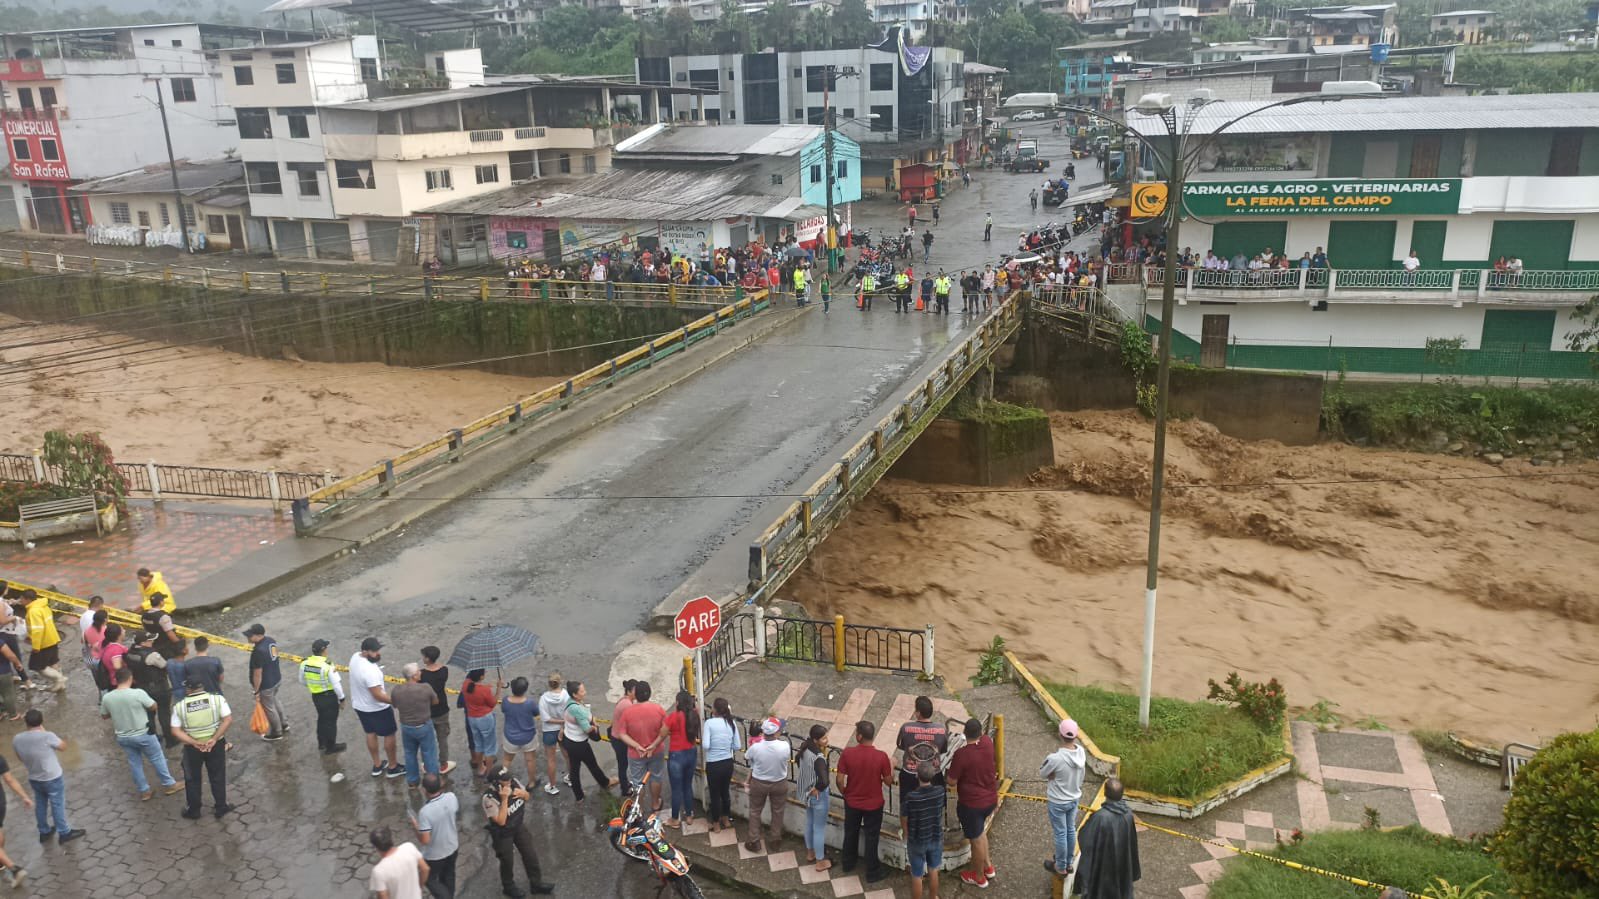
[1194,135,1316,174]
[1131,182,1168,218]
[489,216,551,259]
[1180,179,1463,217]
[2,115,69,181]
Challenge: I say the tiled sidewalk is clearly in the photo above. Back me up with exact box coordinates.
[0,500,293,608]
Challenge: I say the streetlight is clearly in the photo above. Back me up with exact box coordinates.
[1070,81,1383,729]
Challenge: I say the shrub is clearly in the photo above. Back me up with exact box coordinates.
[1207,672,1288,731]
[970,636,1009,687]
[1493,728,1599,898]
[42,431,129,513]
[0,481,80,522]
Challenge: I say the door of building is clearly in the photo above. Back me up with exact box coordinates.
[1200,314,1229,368]
[0,186,17,231]
[1488,220,1574,271]
[1409,221,1447,269]
[225,215,246,251]
[1327,220,1397,270]
[1480,309,1556,351]
[1210,222,1287,264]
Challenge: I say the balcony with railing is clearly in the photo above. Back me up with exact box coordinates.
[322,125,598,161]
[0,58,46,81]
[1139,265,1599,303]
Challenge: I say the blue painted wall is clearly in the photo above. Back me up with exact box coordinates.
[800,131,862,206]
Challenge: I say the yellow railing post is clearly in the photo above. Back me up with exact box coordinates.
[682,656,695,695]
[20,250,30,269]
[834,614,846,673]
[994,713,1006,781]
[321,273,330,294]
[669,283,678,306]
[163,267,173,282]
[241,271,251,290]
[479,278,490,301]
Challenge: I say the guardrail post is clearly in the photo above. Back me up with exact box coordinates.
[1477,270,1488,300]
[291,497,314,534]
[1326,268,1337,298]
[645,341,656,369]
[560,380,574,408]
[754,604,766,658]
[510,402,524,425]
[279,271,290,293]
[681,325,690,347]
[608,358,618,382]
[669,284,678,306]
[1297,267,1307,297]
[90,257,99,274]
[379,460,395,497]
[994,713,1006,781]
[320,274,330,294]
[125,260,134,277]
[147,459,161,502]
[682,655,695,695]
[423,278,434,301]
[202,268,211,289]
[241,271,252,290]
[834,614,846,673]
[800,499,813,536]
[540,280,550,301]
[479,278,490,301]
[322,470,334,488]
[838,458,851,493]
[19,250,29,269]
[447,429,464,462]
[923,623,935,679]
[54,253,64,273]
[871,428,884,460]
[747,543,766,588]
[31,450,45,481]
[268,469,281,510]
[368,276,376,296]
[1449,269,1461,298]
[734,285,743,303]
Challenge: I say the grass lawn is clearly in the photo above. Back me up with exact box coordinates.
[1208,826,1508,899]
[1045,683,1284,800]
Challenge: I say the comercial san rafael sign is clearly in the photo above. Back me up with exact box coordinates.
[1181,178,1462,217]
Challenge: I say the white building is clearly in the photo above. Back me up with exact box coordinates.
[0,23,277,234]
[72,158,259,253]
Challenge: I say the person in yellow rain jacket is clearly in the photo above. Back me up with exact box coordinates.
[137,568,176,613]
[21,589,67,692]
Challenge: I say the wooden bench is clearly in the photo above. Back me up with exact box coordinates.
[18,495,100,542]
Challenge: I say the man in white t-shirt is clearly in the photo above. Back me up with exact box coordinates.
[368,825,428,899]
[1403,249,1421,272]
[350,637,402,779]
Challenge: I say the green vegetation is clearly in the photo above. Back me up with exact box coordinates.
[1045,683,1285,800]
[1321,381,1599,452]
[969,636,1009,687]
[1119,321,1158,417]
[1494,728,1599,897]
[1206,672,1287,730]
[1208,827,1509,899]
[1455,49,1599,94]
[0,481,79,522]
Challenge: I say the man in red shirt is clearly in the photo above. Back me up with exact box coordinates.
[615,680,669,812]
[835,720,894,884]
[947,718,1000,888]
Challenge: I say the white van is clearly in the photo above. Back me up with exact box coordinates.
[1001,92,1061,110]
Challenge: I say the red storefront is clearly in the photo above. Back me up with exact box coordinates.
[2,111,81,233]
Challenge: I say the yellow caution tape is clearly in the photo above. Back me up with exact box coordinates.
[999,790,1391,892]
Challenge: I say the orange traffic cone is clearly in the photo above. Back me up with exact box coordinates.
[915,296,925,311]
[857,290,865,310]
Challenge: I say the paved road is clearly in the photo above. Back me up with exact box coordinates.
[6,127,1109,897]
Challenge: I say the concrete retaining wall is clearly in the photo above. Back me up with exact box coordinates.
[1006,317,1326,445]
[0,267,706,378]
[891,403,1056,486]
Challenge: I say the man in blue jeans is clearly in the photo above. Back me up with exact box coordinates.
[100,667,184,799]
[10,710,84,844]
[390,663,442,787]
[899,762,945,899]
[1040,717,1086,876]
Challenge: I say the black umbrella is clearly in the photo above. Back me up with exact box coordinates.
[447,625,541,671]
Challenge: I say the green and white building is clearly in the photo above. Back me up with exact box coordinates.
[1127,93,1599,379]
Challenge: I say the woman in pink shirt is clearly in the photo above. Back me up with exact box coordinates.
[610,679,638,798]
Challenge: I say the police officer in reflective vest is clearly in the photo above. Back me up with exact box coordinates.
[172,676,233,819]
[299,639,346,755]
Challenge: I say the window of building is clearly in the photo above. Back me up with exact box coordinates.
[137,210,150,227]
[771,173,783,185]
[870,63,894,91]
[284,108,311,139]
[806,66,827,93]
[359,57,379,80]
[475,164,499,184]
[810,163,822,184]
[837,160,848,179]
[276,63,296,84]
[39,88,55,109]
[289,163,322,196]
[207,215,226,235]
[794,108,804,121]
[40,140,58,161]
[15,88,31,110]
[727,68,735,80]
[807,107,825,125]
[334,160,375,189]
[9,139,27,161]
[237,108,272,140]
[143,39,154,46]
[234,65,254,85]
[159,203,170,226]
[245,161,283,195]
[843,107,855,119]
[181,204,195,227]
[1548,129,1583,177]
[509,150,535,181]
[170,78,196,103]
[558,153,571,174]
[870,105,894,132]
[270,50,295,58]
[425,168,453,191]
[728,110,736,120]
[583,154,597,173]
[109,202,131,224]
[793,67,803,77]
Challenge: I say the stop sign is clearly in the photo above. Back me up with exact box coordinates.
[674,596,722,651]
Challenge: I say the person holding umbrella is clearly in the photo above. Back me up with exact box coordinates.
[447,626,543,782]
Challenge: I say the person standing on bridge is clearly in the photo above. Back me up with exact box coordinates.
[934,272,952,315]
[136,568,176,614]
[20,591,66,695]
[894,269,912,313]
[299,639,346,755]
[418,647,455,776]
[837,720,893,884]
[1072,777,1140,899]
[351,638,403,779]
[244,623,288,743]
[949,718,999,888]
[609,680,638,798]
[616,680,669,814]
[921,229,935,264]
[536,673,570,796]
[172,678,233,820]
[1041,718,1086,877]
[984,213,993,242]
[701,697,742,834]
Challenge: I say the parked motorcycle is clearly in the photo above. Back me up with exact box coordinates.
[608,772,706,899]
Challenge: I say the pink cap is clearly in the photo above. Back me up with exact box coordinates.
[1059,719,1079,740]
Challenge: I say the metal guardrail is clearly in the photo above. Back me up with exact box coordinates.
[697,609,931,695]
[745,298,1024,603]
[1501,741,1538,790]
[291,291,772,534]
[0,452,330,505]
[0,247,747,309]
[1137,263,1599,299]
[1031,287,1126,349]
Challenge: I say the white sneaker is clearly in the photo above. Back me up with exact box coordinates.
[543,784,561,796]
[561,774,571,786]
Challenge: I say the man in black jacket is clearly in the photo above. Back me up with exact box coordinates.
[1073,778,1140,899]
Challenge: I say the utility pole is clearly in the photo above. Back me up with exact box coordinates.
[150,79,191,252]
[824,66,837,275]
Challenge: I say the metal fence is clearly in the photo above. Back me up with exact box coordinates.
[1138,263,1599,300]
[1228,337,1598,382]
[696,609,932,695]
[0,452,330,503]
[427,276,741,308]
[292,290,772,534]
[746,299,1024,604]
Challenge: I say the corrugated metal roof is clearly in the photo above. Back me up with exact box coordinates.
[71,159,243,197]
[420,164,802,221]
[1432,8,1495,14]
[615,124,822,158]
[1127,93,1599,136]
[330,84,530,113]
